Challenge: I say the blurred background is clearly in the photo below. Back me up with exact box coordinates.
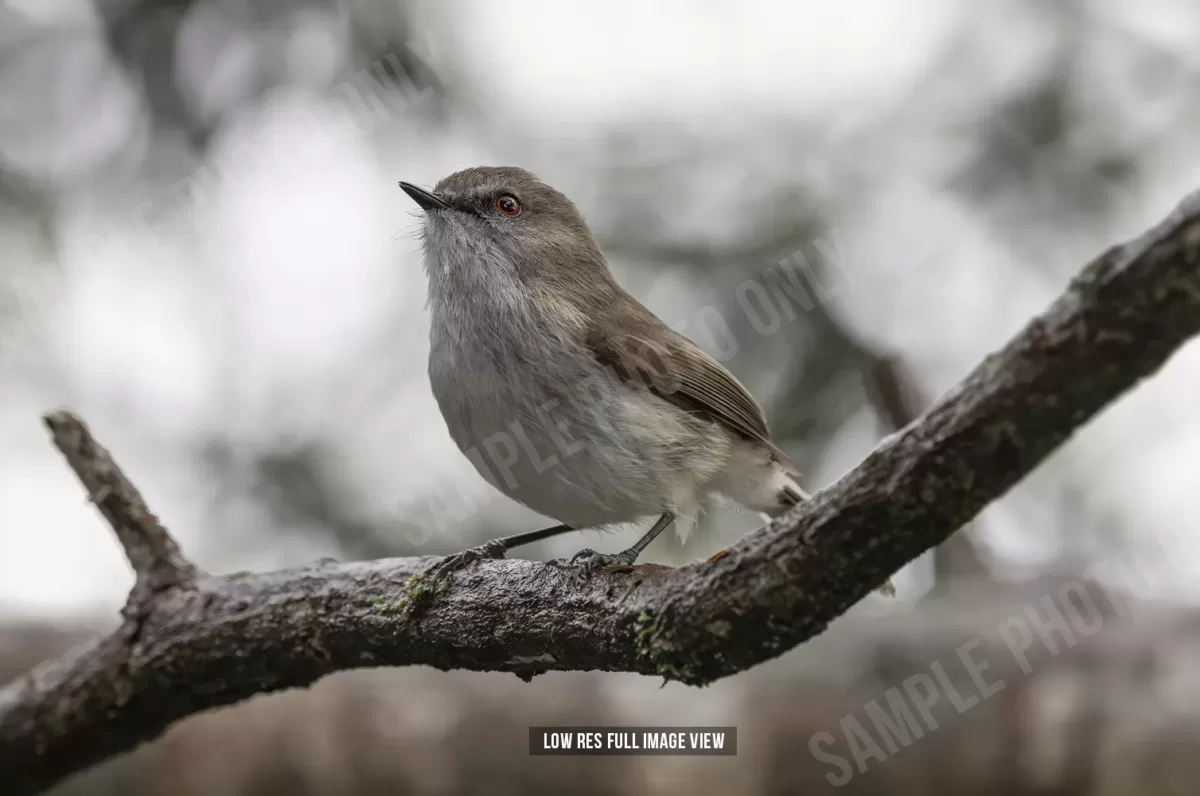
[4,0,1200,793]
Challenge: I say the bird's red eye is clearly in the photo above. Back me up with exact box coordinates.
[496,195,521,216]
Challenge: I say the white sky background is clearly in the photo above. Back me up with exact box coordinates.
[437,0,960,122]
[4,0,1200,620]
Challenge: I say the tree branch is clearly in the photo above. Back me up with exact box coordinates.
[5,190,1200,794]
[43,412,200,606]
[865,353,992,583]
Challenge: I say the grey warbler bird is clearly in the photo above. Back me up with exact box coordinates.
[400,166,894,596]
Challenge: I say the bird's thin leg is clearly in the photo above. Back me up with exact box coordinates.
[483,523,579,552]
[568,512,675,573]
[622,512,676,559]
[427,523,579,579]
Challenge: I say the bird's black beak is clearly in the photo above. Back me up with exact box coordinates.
[399,181,450,212]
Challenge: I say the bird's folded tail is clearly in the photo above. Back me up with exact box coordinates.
[778,482,810,507]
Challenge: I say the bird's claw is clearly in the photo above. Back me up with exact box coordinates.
[427,539,508,580]
[562,547,638,576]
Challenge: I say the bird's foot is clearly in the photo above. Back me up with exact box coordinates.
[426,538,508,581]
[559,547,639,576]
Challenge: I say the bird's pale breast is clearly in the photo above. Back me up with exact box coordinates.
[428,313,732,529]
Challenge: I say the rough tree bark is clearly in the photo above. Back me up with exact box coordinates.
[4,191,1200,794]
[867,354,991,583]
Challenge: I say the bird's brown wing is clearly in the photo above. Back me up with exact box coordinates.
[586,302,798,473]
